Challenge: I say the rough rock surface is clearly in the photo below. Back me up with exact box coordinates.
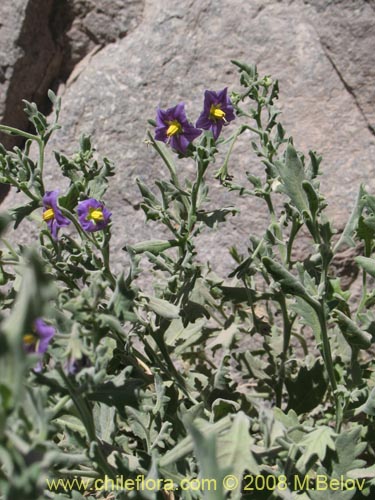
[304,0,375,132]
[51,0,144,79]
[0,0,57,146]
[0,0,143,201]
[1,0,375,280]
[0,0,58,201]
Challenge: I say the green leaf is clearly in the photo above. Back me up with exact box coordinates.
[196,207,238,228]
[136,177,161,206]
[332,309,372,349]
[296,426,336,471]
[262,257,315,304]
[302,179,321,219]
[9,201,39,229]
[108,272,137,322]
[291,297,321,343]
[59,184,80,211]
[165,318,206,354]
[355,256,375,278]
[126,239,178,255]
[356,387,375,416]
[185,412,259,500]
[242,351,270,381]
[188,423,227,500]
[145,296,180,319]
[158,417,232,467]
[348,464,375,479]
[273,408,304,442]
[216,412,260,499]
[307,150,322,179]
[332,427,366,478]
[93,404,116,443]
[274,144,309,213]
[334,184,366,251]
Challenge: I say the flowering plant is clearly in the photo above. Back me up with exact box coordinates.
[0,61,375,500]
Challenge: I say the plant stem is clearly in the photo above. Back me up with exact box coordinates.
[275,294,294,408]
[316,305,343,431]
[0,124,39,142]
[187,159,205,234]
[38,138,45,195]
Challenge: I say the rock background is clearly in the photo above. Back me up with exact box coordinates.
[1,0,375,281]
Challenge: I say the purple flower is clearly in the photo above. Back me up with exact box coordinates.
[23,319,55,371]
[77,198,111,232]
[66,354,91,375]
[42,190,71,239]
[155,102,202,154]
[196,88,235,140]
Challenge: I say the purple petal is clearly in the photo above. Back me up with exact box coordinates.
[155,126,168,142]
[170,134,189,154]
[34,318,55,355]
[196,113,212,130]
[42,190,71,239]
[183,125,202,141]
[211,121,223,141]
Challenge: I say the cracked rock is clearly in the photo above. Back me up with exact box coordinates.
[305,0,375,133]
[51,0,144,80]
[1,0,375,281]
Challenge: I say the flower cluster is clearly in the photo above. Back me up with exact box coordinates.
[42,192,111,239]
[155,87,235,154]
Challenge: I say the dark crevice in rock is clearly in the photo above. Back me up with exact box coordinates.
[0,0,145,204]
[321,43,375,137]
[1,0,60,140]
[49,0,145,83]
[364,0,375,11]
[0,0,60,201]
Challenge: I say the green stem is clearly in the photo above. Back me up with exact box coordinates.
[264,192,286,263]
[357,241,370,317]
[50,394,71,416]
[38,139,45,195]
[357,270,367,316]
[147,131,190,214]
[216,124,262,181]
[0,124,39,142]
[286,218,302,269]
[316,305,342,431]
[187,160,205,234]
[275,294,294,408]
[55,469,101,478]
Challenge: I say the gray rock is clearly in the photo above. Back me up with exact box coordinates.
[2,0,375,280]
[51,0,144,79]
[0,0,58,201]
[0,0,144,201]
[0,0,58,146]
[305,0,375,132]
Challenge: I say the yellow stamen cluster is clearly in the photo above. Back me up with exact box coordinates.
[23,333,36,345]
[166,120,182,137]
[88,208,104,222]
[210,104,226,120]
[43,208,54,221]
